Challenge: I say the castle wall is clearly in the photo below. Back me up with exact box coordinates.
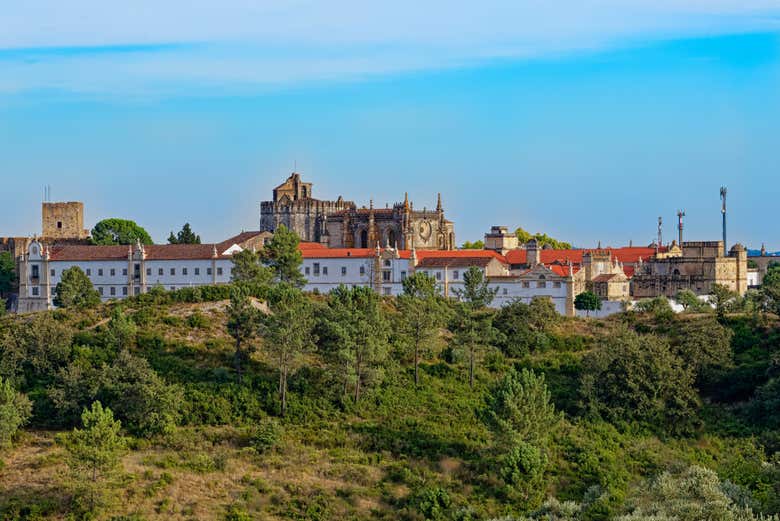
[42,202,88,239]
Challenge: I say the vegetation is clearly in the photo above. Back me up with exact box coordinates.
[167,222,201,244]
[515,227,572,250]
[90,218,154,245]
[260,224,306,287]
[0,251,15,299]
[574,291,601,316]
[461,240,485,250]
[53,266,101,309]
[1,273,780,520]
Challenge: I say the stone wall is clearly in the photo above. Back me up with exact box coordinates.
[42,202,88,239]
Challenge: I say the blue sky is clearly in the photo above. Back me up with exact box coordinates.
[1,2,779,248]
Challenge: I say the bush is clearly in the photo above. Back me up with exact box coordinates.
[251,419,283,454]
[186,312,210,329]
[500,440,547,505]
[0,377,32,448]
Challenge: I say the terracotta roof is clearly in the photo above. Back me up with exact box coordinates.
[505,246,661,266]
[300,247,412,260]
[47,243,230,261]
[417,257,494,268]
[419,249,506,261]
[592,274,619,282]
[217,231,267,250]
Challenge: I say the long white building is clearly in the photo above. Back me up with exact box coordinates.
[17,233,578,315]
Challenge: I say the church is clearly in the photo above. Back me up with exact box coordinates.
[260,173,455,250]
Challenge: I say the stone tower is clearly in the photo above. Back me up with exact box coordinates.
[42,202,88,240]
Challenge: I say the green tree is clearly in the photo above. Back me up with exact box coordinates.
[231,248,273,284]
[54,266,101,309]
[261,224,306,287]
[104,308,137,352]
[670,318,733,384]
[324,285,389,402]
[0,377,32,448]
[574,291,601,317]
[581,328,700,434]
[0,251,15,298]
[226,286,259,384]
[461,240,485,250]
[48,351,181,436]
[260,284,317,416]
[514,227,572,250]
[710,283,737,318]
[60,401,127,513]
[397,272,446,387]
[455,266,498,309]
[450,303,496,388]
[675,289,704,312]
[762,266,780,315]
[91,218,153,245]
[167,222,201,244]
[1,313,73,382]
[485,368,561,447]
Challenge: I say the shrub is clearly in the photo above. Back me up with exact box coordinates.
[0,377,32,448]
[251,419,283,454]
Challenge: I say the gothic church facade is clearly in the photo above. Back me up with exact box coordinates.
[260,173,455,250]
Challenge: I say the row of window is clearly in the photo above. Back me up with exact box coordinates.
[49,266,227,278]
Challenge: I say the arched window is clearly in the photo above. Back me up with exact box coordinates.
[360,229,368,248]
[538,274,546,280]
[387,229,396,247]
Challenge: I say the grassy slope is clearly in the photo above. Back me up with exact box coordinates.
[0,301,777,520]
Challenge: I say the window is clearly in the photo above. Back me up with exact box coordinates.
[217,267,223,276]
[123,287,128,296]
[32,265,39,278]
[170,286,176,291]
[158,268,164,276]
[384,260,391,267]
[522,281,530,288]
[323,266,328,275]
[98,269,104,276]
[57,221,62,229]
[86,268,91,276]
[122,268,127,276]
[360,266,366,276]
[194,268,200,276]
[134,287,140,296]
[537,281,546,288]
[183,268,188,276]
[382,271,391,282]
[453,270,459,280]
[110,287,116,296]
[170,268,176,276]
[32,287,39,296]
[50,269,55,277]
[435,272,442,281]
[502,288,508,295]
[207,267,213,275]
[110,269,115,276]
[313,263,320,276]
[553,281,561,288]
[305,267,310,275]
[341,266,347,276]
[401,271,407,280]
[383,287,392,296]
[98,287,104,296]
[146,268,151,276]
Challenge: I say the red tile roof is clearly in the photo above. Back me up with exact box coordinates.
[47,243,230,261]
[505,246,660,266]
[417,257,494,268]
[299,247,412,259]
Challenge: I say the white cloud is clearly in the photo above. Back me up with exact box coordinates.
[0,1,778,95]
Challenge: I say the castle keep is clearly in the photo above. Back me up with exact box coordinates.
[260,173,455,250]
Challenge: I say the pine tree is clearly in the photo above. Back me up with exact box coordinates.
[397,272,445,387]
[61,401,126,513]
[261,225,306,288]
[226,286,258,383]
[168,223,201,244]
[260,284,317,416]
[54,266,101,309]
[0,377,32,448]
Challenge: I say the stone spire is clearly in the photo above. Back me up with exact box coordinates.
[436,192,442,213]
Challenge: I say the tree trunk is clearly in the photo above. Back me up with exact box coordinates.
[414,337,420,387]
[280,368,287,417]
[234,339,243,384]
[469,346,475,388]
[354,348,362,403]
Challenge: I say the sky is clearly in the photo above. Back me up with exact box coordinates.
[1,1,779,249]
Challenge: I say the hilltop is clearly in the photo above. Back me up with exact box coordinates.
[1,285,779,520]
